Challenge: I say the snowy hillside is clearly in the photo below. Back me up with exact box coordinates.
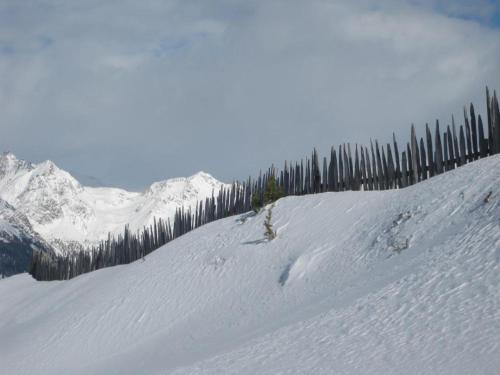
[0,152,228,253]
[0,199,54,277]
[0,155,499,375]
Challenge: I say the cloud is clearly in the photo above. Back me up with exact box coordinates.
[408,0,500,23]
[101,54,144,70]
[0,0,499,189]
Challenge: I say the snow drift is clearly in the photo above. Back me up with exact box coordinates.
[0,155,499,375]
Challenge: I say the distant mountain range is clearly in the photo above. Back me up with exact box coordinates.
[0,152,227,274]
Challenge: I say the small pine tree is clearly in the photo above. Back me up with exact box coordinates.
[252,173,284,213]
[251,174,284,212]
[264,204,276,241]
[251,192,261,213]
[264,175,283,204]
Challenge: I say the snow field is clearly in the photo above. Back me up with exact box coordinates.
[0,155,499,374]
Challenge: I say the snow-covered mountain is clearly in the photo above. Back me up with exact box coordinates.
[0,152,228,253]
[0,199,54,277]
[0,155,498,374]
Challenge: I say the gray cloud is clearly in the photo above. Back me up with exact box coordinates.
[408,0,499,22]
[1,0,499,190]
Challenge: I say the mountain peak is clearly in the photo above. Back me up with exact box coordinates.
[0,152,34,177]
[145,171,225,198]
[27,159,82,192]
[188,171,217,181]
[189,171,211,178]
[0,153,70,178]
[35,159,60,175]
[37,159,55,170]
[0,151,26,164]
[2,151,17,159]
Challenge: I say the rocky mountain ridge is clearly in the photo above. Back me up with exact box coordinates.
[0,198,54,277]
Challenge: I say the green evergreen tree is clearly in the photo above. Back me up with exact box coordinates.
[251,192,261,213]
[263,204,276,241]
[263,174,283,205]
[251,174,284,212]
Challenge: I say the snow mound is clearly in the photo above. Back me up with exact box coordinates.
[0,155,499,375]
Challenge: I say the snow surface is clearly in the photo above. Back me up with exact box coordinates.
[0,156,499,375]
[0,152,228,253]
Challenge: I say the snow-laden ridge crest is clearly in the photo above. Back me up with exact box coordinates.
[145,171,219,197]
[0,153,228,253]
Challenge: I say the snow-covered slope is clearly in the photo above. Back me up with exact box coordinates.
[0,156,499,375]
[0,199,54,277]
[0,152,227,253]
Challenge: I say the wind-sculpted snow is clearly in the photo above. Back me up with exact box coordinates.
[0,152,228,253]
[0,156,498,374]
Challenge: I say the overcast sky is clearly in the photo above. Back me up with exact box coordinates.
[1,0,499,190]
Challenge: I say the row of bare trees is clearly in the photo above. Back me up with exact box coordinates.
[30,87,500,281]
